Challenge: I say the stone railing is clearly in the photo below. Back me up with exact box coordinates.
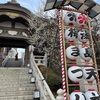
[2,55,9,67]
[2,49,13,67]
[30,51,55,100]
[34,53,47,67]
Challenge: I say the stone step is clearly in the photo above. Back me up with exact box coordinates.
[0,75,32,79]
[0,67,19,69]
[0,83,35,88]
[0,72,30,75]
[0,80,32,84]
[0,73,31,75]
[0,91,33,96]
[2,71,30,74]
[0,86,35,91]
[4,58,21,67]
[0,67,29,70]
[0,79,32,82]
[0,81,31,86]
[0,73,32,78]
[0,67,35,99]
[0,95,33,100]
[0,76,32,79]
[18,95,34,100]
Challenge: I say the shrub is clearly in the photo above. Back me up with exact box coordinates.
[38,65,62,94]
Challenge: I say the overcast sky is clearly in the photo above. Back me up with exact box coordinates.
[0,0,99,52]
[0,0,46,14]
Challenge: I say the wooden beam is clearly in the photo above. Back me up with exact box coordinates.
[69,0,92,5]
[58,6,88,14]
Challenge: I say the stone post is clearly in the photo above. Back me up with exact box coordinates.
[44,52,47,67]
[56,89,64,100]
[28,44,35,64]
[29,44,35,53]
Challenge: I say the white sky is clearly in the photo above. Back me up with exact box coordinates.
[0,0,99,13]
[0,0,99,18]
[17,48,25,53]
[0,0,46,14]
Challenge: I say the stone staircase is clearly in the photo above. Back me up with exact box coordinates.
[0,67,35,100]
[4,58,22,67]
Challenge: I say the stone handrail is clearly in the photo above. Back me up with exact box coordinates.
[2,48,13,67]
[34,53,47,67]
[30,52,56,100]
[2,48,18,67]
[2,55,9,67]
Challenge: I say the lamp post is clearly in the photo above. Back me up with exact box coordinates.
[30,76,36,83]
[33,89,40,100]
[28,68,33,74]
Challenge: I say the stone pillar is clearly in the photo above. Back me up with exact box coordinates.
[28,44,35,65]
[44,52,47,67]
[56,89,64,100]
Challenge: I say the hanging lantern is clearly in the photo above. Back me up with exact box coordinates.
[78,30,89,43]
[82,67,96,83]
[68,65,83,83]
[65,28,78,42]
[66,45,79,60]
[70,90,86,100]
[77,14,88,27]
[85,89,100,100]
[64,12,77,26]
[80,47,93,61]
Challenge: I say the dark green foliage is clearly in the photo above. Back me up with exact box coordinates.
[38,65,62,94]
